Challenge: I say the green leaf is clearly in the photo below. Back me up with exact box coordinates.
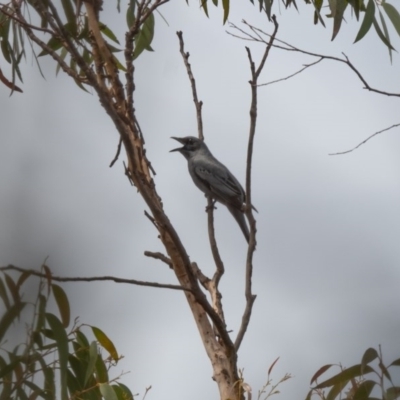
[52,284,70,327]
[361,347,378,374]
[95,353,109,383]
[61,0,77,36]
[326,380,349,400]
[46,313,69,400]
[38,36,63,57]
[99,383,118,400]
[386,387,400,400]
[16,270,32,291]
[310,364,334,384]
[56,47,69,76]
[389,357,400,367]
[91,326,118,361]
[0,302,26,342]
[0,9,11,41]
[75,329,90,349]
[0,278,10,309]
[379,10,393,61]
[263,0,273,21]
[212,0,218,5]
[222,0,229,24]
[100,23,120,44]
[0,39,11,63]
[201,0,209,18]
[382,2,400,37]
[84,341,98,386]
[314,364,374,389]
[354,0,375,43]
[43,366,56,400]
[331,0,348,40]
[35,293,47,332]
[353,380,376,400]
[373,17,396,50]
[133,11,155,60]
[0,356,22,380]
[115,383,134,400]
[126,1,136,28]
[313,0,326,26]
[4,273,19,304]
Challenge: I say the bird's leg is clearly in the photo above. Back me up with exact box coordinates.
[205,197,217,212]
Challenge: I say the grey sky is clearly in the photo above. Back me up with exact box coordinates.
[1,1,400,399]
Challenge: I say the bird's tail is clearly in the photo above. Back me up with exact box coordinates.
[227,205,250,243]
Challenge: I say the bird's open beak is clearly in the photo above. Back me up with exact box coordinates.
[170,137,184,153]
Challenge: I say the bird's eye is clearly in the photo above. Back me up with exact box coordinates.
[187,138,193,144]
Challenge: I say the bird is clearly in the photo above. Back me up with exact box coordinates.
[170,136,252,243]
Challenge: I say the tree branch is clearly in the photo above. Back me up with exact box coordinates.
[0,265,191,292]
[235,15,279,352]
[177,31,204,141]
[230,20,400,98]
[329,123,400,155]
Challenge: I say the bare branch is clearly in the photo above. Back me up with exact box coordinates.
[235,15,279,352]
[177,31,204,141]
[232,21,400,98]
[109,137,123,167]
[0,265,191,292]
[144,251,173,268]
[329,123,400,155]
[258,58,323,87]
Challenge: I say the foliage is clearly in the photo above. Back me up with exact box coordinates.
[0,266,134,400]
[306,346,400,400]
[203,0,400,56]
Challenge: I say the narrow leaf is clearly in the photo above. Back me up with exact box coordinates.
[61,0,77,36]
[361,348,378,373]
[386,387,400,400]
[222,0,229,24]
[382,2,400,37]
[0,302,26,342]
[201,0,209,18]
[331,0,348,40]
[99,383,118,400]
[326,380,349,400]
[92,326,118,361]
[133,11,155,60]
[84,341,98,386]
[268,357,280,376]
[379,10,393,62]
[4,273,19,304]
[354,0,375,43]
[310,364,334,385]
[389,358,400,367]
[353,380,376,400]
[52,284,70,327]
[46,313,69,400]
[0,278,10,309]
[116,383,134,400]
[100,23,120,44]
[95,353,109,383]
[373,17,396,50]
[314,364,374,389]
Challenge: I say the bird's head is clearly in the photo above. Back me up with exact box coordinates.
[170,136,204,160]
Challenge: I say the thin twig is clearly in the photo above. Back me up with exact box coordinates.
[0,265,191,292]
[231,21,400,98]
[109,137,123,167]
[177,31,204,141]
[329,123,400,155]
[144,251,173,268]
[258,58,323,87]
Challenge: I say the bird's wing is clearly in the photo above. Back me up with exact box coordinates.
[193,158,245,208]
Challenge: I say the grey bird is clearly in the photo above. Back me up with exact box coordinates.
[170,136,252,243]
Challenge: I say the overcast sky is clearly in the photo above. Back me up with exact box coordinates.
[1,1,400,399]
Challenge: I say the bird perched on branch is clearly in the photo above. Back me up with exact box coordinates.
[170,136,253,243]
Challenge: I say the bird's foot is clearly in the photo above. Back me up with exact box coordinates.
[205,199,217,212]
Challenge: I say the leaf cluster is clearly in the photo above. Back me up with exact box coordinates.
[306,346,400,400]
[0,267,134,400]
[201,0,400,58]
